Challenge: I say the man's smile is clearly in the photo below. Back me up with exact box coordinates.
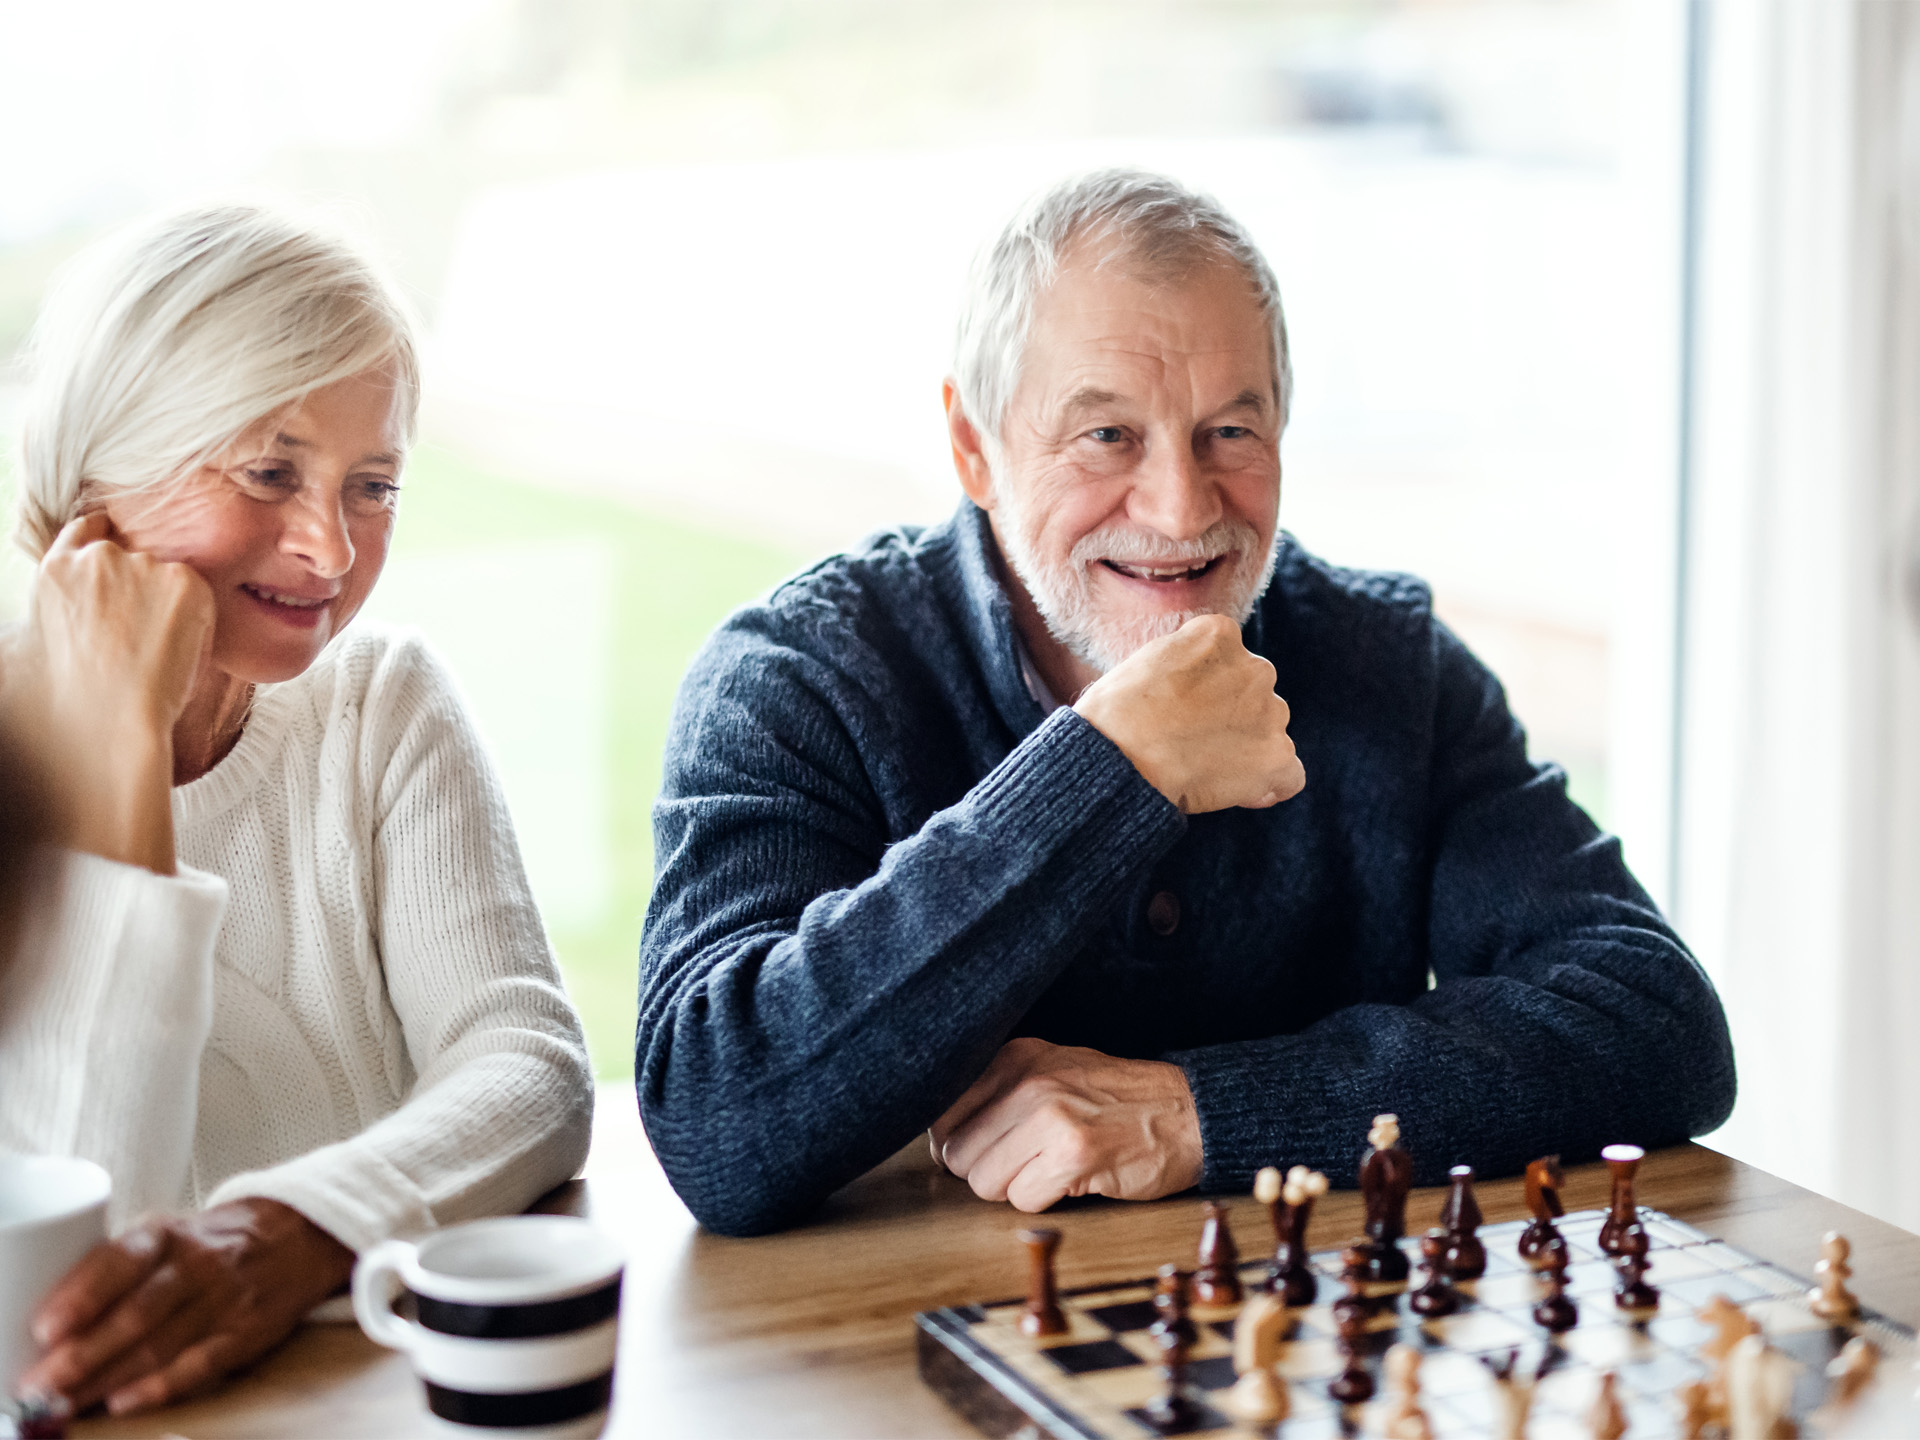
[1098,555,1230,583]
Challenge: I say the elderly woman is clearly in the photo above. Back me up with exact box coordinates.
[0,207,593,1415]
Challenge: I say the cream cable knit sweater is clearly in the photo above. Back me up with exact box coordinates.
[0,624,594,1251]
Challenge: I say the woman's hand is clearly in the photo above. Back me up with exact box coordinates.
[0,513,214,872]
[16,1198,354,1416]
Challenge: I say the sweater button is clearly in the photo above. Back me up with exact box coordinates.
[1147,890,1180,936]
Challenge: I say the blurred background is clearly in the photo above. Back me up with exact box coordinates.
[0,0,1689,1082]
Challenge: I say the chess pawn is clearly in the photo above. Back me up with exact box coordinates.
[1016,1227,1067,1336]
[1808,1230,1861,1323]
[1589,1371,1628,1440]
[1517,1154,1566,1264]
[1824,1335,1880,1406]
[1327,1310,1375,1405]
[1381,1343,1434,1440]
[1597,1143,1646,1256]
[1438,1163,1487,1279]
[1483,1350,1536,1440]
[1531,1239,1578,1333]
[1357,1112,1413,1283]
[1408,1230,1460,1317]
[1149,1264,1197,1348]
[1332,1245,1375,1329]
[1612,1224,1660,1313]
[1192,1200,1242,1305]
[1146,1314,1200,1433]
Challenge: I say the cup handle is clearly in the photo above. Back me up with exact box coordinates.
[352,1239,418,1353]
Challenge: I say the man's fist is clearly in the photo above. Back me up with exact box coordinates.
[929,1038,1204,1212]
[1073,613,1304,813]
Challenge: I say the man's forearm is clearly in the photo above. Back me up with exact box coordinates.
[637,708,1184,1235]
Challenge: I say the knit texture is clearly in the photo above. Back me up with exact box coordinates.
[637,502,1736,1237]
[0,625,594,1251]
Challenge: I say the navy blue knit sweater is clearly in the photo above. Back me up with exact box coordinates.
[636,502,1735,1236]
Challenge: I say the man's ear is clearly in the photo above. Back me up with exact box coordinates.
[943,379,996,509]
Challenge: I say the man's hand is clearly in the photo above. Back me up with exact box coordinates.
[929,1037,1204,1212]
[1073,613,1304,814]
[17,1198,353,1416]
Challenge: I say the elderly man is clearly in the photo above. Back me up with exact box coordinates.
[637,169,1735,1237]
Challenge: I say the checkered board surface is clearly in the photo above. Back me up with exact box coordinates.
[914,1207,1916,1439]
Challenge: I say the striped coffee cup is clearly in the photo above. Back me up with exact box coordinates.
[353,1215,623,1437]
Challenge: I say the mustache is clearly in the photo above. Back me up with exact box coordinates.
[1069,519,1262,566]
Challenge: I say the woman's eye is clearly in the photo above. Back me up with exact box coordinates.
[349,478,402,510]
[1088,427,1125,443]
[242,466,296,489]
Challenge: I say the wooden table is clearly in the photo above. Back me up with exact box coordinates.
[74,1084,1920,1438]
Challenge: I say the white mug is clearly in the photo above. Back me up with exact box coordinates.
[0,1154,111,1397]
[354,1215,623,1438]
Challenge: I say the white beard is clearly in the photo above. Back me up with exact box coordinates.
[995,485,1279,675]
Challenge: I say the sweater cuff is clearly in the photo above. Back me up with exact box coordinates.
[1168,1032,1330,1193]
[207,1140,437,1254]
[969,706,1186,890]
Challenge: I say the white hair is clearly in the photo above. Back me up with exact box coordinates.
[12,204,420,559]
[951,168,1293,446]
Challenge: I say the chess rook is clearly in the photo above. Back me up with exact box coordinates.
[1016,1228,1067,1337]
[1438,1164,1487,1279]
[1597,1143,1645,1256]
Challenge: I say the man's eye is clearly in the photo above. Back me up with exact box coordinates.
[1088,427,1125,443]
[1217,426,1252,439]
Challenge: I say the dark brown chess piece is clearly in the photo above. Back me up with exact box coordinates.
[1517,1155,1566,1265]
[1613,1224,1660,1312]
[1256,1165,1328,1306]
[1408,1229,1460,1317]
[1531,1237,1578,1333]
[1017,1227,1067,1336]
[1150,1264,1198,1347]
[1597,1144,1645,1257]
[1333,1245,1376,1329]
[1356,1113,1413,1283]
[1328,1308,1376,1405]
[1192,1200,1242,1305]
[1438,1163,1487,1279]
[1145,1265,1200,1433]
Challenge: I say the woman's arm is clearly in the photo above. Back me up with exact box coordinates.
[202,635,594,1249]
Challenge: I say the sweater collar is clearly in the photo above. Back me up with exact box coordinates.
[948,499,1275,740]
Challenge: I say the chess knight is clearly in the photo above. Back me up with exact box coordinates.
[637,167,1739,1236]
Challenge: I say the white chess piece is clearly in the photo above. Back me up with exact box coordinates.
[1726,1333,1796,1440]
[1221,1291,1290,1426]
[1381,1343,1433,1440]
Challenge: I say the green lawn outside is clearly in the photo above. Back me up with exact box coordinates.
[388,445,806,1080]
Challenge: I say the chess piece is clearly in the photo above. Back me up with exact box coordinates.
[1268,1165,1327,1306]
[1016,1227,1067,1336]
[1221,1365,1290,1428]
[1824,1334,1880,1405]
[1531,1237,1578,1333]
[1809,1231,1861,1323]
[1356,1112,1413,1282]
[1408,1229,1460,1317]
[1677,1378,1716,1440]
[1192,1200,1242,1305]
[1698,1294,1760,1426]
[1253,1165,1284,1293]
[1438,1163,1487,1279]
[11,1396,70,1440]
[1597,1143,1645,1256]
[1149,1264,1197,1348]
[1725,1332,1797,1440]
[1224,1290,1293,1425]
[1327,1308,1375,1405]
[1484,1350,1537,1440]
[1518,1155,1566,1264]
[1145,1312,1200,1433]
[1233,1291,1293,1375]
[1589,1370,1628,1440]
[1333,1245,1375,1329]
[1613,1223,1660,1312]
[1381,1343,1434,1440]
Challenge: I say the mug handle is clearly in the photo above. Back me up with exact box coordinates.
[352,1239,419,1353]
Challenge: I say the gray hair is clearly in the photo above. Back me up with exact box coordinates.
[13,204,420,559]
[952,168,1292,446]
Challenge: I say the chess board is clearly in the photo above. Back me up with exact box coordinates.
[915,1208,1916,1439]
